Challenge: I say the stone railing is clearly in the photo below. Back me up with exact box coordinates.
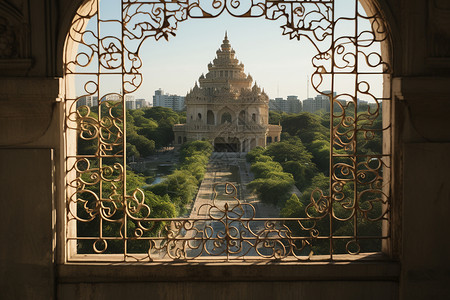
[174,122,269,133]
[173,124,186,131]
[178,122,266,133]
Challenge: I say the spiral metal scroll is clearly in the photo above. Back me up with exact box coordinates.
[65,0,391,261]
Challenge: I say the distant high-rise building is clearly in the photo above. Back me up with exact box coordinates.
[269,96,302,114]
[153,89,185,111]
[103,94,138,109]
[286,95,302,113]
[154,88,162,101]
[302,97,314,113]
[77,94,147,110]
[76,95,98,108]
[135,99,148,109]
[334,99,348,112]
[269,97,287,112]
[108,95,149,110]
[302,91,335,113]
[124,95,136,110]
[105,94,120,102]
[357,99,369,111]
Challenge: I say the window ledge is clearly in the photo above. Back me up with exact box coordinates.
[59,253,400,283]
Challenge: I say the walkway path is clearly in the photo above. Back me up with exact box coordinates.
[183,153,285,258]
[190,152,280,219]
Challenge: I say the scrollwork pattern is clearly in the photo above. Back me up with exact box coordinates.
[65,0,391,261]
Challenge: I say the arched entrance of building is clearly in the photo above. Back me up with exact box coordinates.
[207,110,215,125]
[238,110,246,125]
[214,137,240,152]
[221,112,232,124]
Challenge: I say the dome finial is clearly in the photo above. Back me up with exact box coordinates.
[221,31,231,51]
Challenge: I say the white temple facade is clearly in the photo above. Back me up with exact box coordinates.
[173,33,282,152]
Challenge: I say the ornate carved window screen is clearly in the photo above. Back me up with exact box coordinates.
[64,0,392,262]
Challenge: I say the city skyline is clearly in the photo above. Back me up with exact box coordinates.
[139,15,316,100]
[75,0,383,103]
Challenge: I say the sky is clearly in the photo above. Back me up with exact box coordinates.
[75,0,384,103]
[140,14,317,100]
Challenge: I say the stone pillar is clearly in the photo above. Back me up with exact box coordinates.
[393,77,450,299]
[0,149,56,299]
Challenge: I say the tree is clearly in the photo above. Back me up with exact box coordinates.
[126,169,147,193]
[131,109,158,129]
[147,169,198,215]
[126,143,140,160]
[282,160,316,190]
[280,112,328,145]
[248,175,294,206]
[127,133,155,157]
[300,173,330,204]
[280,194,305,218]
[269,110,284,125]
[357,115,383,155]
[255,155,273,162]
[180,140,213,161]
[250,160,283,178]
[246,146,265,163]
[179,140,212,182]
[265,140,313,165]
[308,138,330,174]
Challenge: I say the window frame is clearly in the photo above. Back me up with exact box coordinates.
[61,0,395,263]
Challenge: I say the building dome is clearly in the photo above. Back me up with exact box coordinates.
[174,33,282,152]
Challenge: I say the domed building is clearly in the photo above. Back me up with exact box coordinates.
[173,33,282,152]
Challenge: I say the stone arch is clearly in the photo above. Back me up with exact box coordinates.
[250,138,256,150]
[214,136,240,152]
[217,107,234,124]
[221,111,232,124]
[0,2,30,60]
[207,110,215,125]
[57,0,396,77]
[358,0,397,66]
[238,110,246,125]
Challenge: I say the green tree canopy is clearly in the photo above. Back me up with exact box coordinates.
[248,176,294,206]
[246,146,265,163]
[250,161,283,178]
[147,169,198,214]
[280,194,305,218]
[280,112,328,145]
[265,139,313,165]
